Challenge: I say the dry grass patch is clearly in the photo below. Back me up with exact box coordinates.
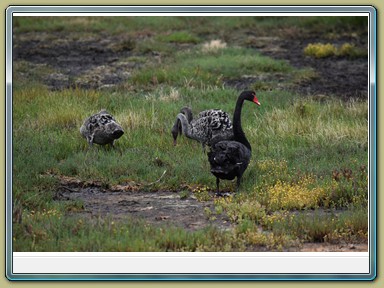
[201,39,227,53]
[116,109,152,131]
[261,100,367,145]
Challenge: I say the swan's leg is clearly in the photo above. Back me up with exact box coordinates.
[171,118,180,146]
[215,178,231,197]
[236,176,242,192]
[216,177,220,193]
[85,136,94,153]
[87,135,94,147]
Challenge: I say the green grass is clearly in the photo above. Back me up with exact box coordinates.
[12,84,369,251]
[13,16,367,37]
[14,211,242,252]
[130,47,294,89]
[12,16,369,252]
[157,31,200,44]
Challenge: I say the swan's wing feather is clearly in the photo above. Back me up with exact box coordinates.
[196,109,232,131]
[208,141,251,179]
[208,141,250,167]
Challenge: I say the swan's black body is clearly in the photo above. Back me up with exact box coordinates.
[80,109,124,146]
[171,107,233,151]
[207,91,260,194]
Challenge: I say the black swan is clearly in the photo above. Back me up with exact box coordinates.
[80,109,124,146]
[207,91,260,194]
[171,107,193,145]
[171,107,233,151]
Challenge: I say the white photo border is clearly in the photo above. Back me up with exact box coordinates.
[5,5,377,281]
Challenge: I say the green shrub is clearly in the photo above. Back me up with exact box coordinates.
[304,43,337,58]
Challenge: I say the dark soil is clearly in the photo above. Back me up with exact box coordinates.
[13,32,368,99]
[56,180,368,252]
[256,37,368,100]
[13,32,144,90]
[57,183,232,232]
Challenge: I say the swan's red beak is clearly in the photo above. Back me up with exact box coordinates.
[253,96,261,106]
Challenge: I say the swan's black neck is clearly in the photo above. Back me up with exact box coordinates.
[233,95,251,151]
[185,109,193,123]
[180,107,193,123]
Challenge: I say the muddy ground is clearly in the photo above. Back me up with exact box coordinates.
[13,27,368,252]
[55,176,233,232]
[58,189,368,252]
[247,36,368,100]
[55,177,367,252]
[13,31,368,98]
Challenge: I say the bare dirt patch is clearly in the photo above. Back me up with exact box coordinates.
[257,37,368,100]
[56,182,368,252]
[55,177,233,232]
[299,243,368,252]
[13,32,142,90]
[13,31,368,99]
[228,35,368,100]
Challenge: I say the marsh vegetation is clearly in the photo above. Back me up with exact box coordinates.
[12,16,368,251]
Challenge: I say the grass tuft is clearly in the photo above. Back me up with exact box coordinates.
[201,39,227,53]
[304,42,367,58]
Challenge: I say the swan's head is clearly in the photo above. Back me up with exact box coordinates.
[171,119,181,146]
[180,107,193,122]
[242,90,260,106]
[112,128,124,139]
